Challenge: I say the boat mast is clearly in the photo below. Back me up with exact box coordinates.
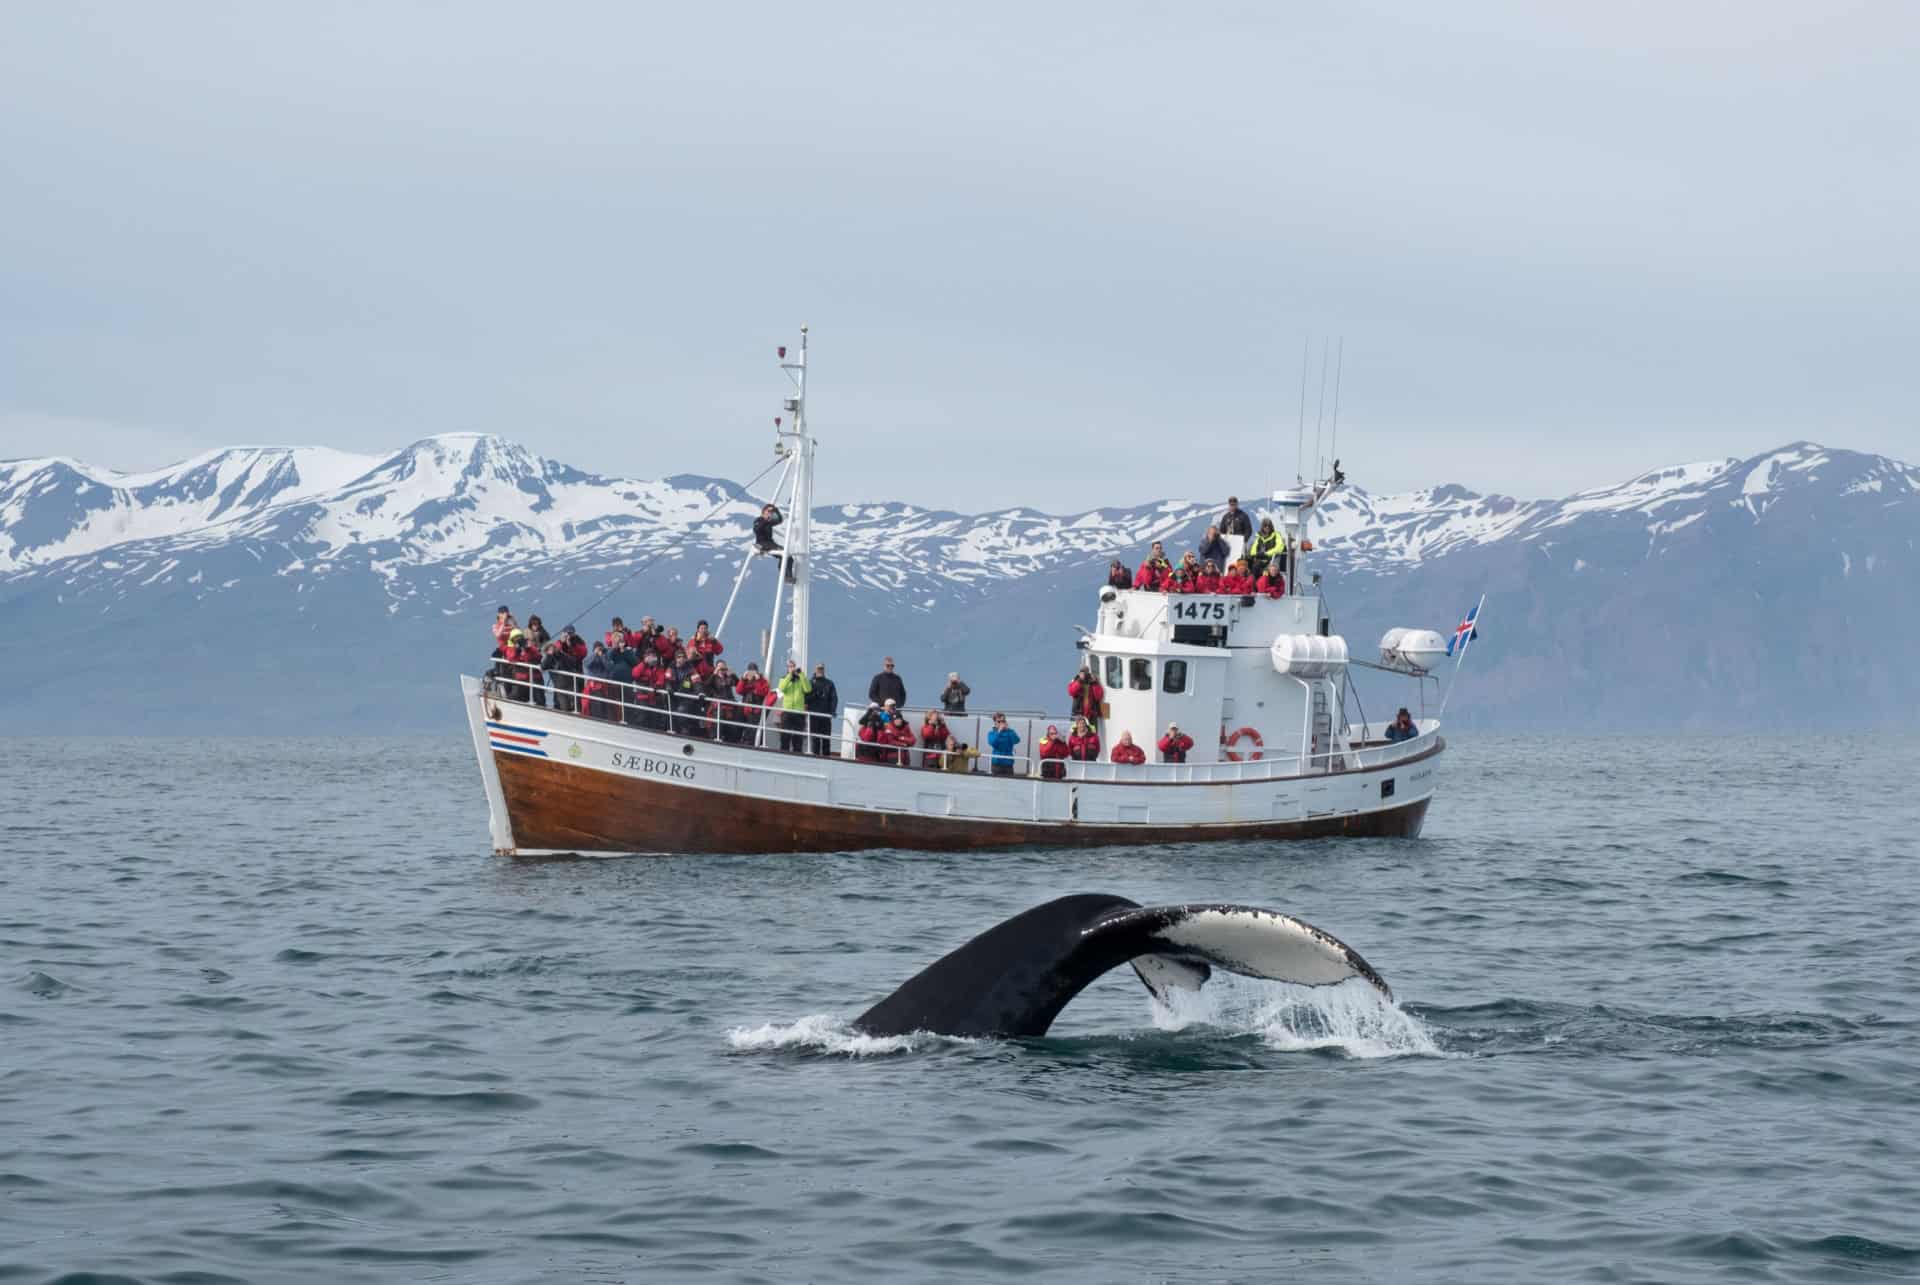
[778,326,813,671]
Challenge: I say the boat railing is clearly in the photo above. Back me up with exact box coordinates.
[477,672,1436,784]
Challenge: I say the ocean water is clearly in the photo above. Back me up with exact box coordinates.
[3,734,1918,1283]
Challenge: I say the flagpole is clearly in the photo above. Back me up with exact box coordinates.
[1436,592,1486,721]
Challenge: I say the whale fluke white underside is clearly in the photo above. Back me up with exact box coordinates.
[853,894,1390,1039]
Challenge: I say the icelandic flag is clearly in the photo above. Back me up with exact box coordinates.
[1446,603,1480,658]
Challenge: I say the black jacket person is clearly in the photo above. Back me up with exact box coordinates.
[1218,497,1253,539]
[868,657,906,707]
[753,503,783,552]
[805,664,840,755]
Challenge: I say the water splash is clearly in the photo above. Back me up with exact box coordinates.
[725,1014,960,1057]
[1151,976,1446,1059]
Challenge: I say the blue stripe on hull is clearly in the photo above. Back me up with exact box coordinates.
[486,720,550,738]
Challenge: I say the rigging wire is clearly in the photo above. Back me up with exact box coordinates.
[560,455,787,633]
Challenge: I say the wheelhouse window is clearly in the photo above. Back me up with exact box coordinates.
[1129,658,1153,691]
[1104,655,1123,688]
[1163,659,1188,694]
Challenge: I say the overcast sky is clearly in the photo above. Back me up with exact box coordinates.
[2,1,1914,507]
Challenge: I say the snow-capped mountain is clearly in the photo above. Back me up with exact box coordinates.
[2,436,1914,732]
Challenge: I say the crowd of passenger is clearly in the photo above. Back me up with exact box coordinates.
[1106,496,1298,597]
[484,606,1209,771]
[480,498,1330,774]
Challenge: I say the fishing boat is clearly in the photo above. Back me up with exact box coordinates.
[462,329,1460,855]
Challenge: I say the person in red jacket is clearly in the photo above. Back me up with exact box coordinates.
[492,630,541,703]
[1220,560,1257,595]
[920,711,952,768]
[628,655,667,730]
[1256,567,1286,598]
[1158,723,1195,763]
[1067,716,1101,764]
[652,626,681,663]
[880,702,917,765]
[689,620,724,671]
[1194,561,1222,594]
[1111,731,1146,765]
[733,663,771,743]
[1133,541,1172,591]
[705,661,740,741]
[1067,666,1104,721]
[1167,567,1195,594]
[1036,725,1071,780]
[603,616,628,650]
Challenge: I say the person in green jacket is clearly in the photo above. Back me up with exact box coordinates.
[1248,518,1286,579]
[777,661,812,753]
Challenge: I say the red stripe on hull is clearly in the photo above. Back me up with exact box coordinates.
[492,750,1431,855]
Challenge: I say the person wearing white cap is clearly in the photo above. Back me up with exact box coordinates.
[940,672,970,715]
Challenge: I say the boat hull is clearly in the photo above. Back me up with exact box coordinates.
[465,678,1440,856]
[492,744,1432,854]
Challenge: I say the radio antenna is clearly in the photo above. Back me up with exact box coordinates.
[1313,339,1330,484]
[1328,337,1344,482]
[1295,336,1311,483]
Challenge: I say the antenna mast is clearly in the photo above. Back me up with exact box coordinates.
[779,326,813,672]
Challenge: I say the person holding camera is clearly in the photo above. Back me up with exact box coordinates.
[1068,665,1104,722]
[777,660,812,753]
[940,672,970,714]
[543,626,587,713]
[986,713,1022,777]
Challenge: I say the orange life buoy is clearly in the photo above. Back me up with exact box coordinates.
[1221,726,1264,762]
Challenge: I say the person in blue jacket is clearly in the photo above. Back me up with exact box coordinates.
[986,712,1022,777]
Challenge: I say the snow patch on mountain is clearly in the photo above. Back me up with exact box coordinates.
[5,435,1917,602]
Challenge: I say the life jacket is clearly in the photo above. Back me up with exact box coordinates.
[1251,529,1286,559]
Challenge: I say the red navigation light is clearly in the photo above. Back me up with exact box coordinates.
[774,417,782,427]
[777,346,787,358]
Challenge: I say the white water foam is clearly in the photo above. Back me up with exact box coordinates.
[1150,976,1446,1059]
[725,1013,961,1057]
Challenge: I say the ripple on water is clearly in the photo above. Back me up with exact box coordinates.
[329,1089,539,1112]
[6,734,1918,1284]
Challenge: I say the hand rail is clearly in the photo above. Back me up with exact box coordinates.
[478,670,1438,784]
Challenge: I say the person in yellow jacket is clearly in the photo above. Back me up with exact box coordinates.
[777,661,812,753]
[1248,518,1286,579]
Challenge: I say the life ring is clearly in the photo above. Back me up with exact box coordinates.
[1221,726,1264,762]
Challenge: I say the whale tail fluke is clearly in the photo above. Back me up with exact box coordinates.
[852,894,1390,1039]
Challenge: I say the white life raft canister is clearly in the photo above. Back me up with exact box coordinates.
[1270,633,1349,678]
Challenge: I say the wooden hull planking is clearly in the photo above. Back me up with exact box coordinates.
[491,747,1432,855]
